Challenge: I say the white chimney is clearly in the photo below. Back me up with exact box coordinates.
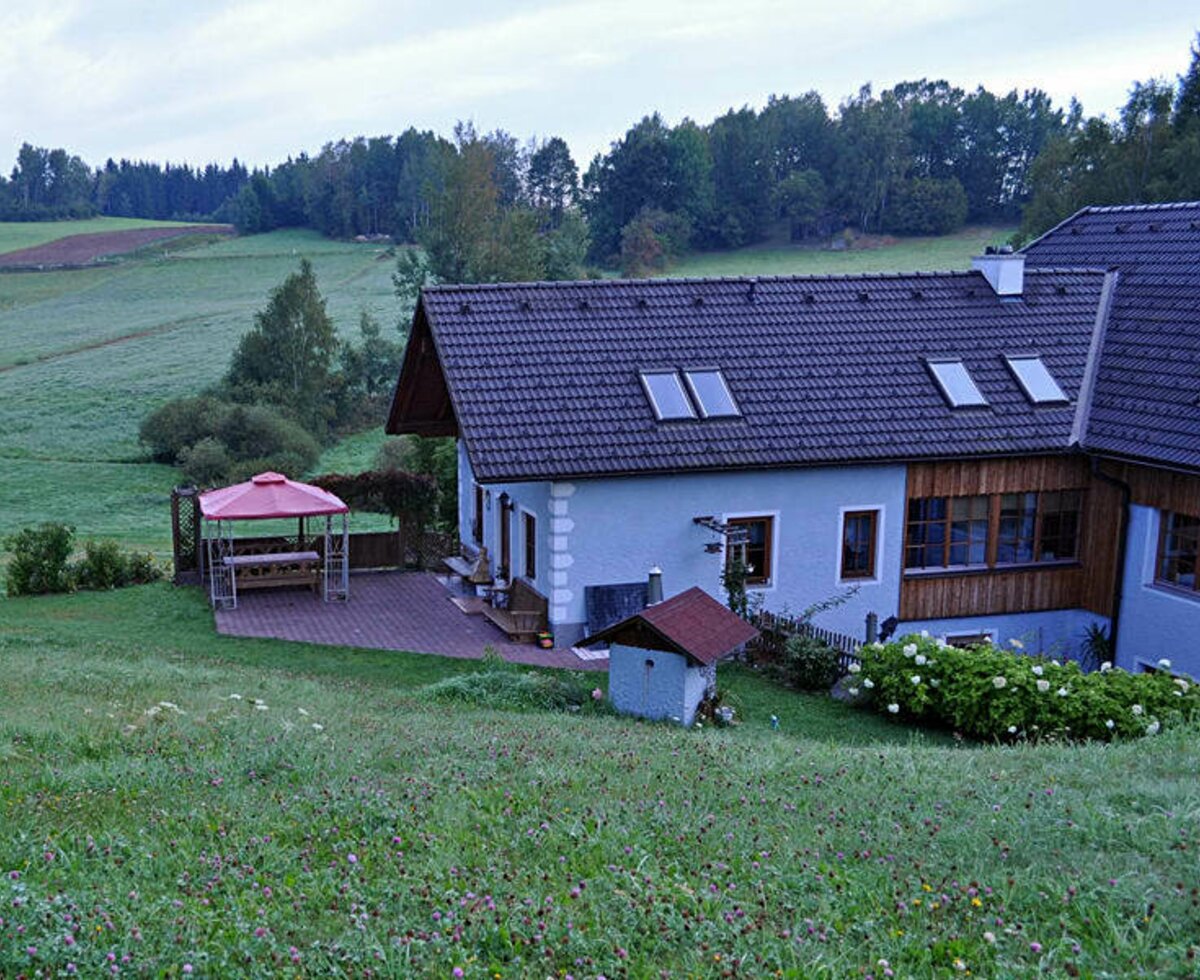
[647,566,663,606]
[971,245,1024,296]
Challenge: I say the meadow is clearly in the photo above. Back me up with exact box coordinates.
[0,222,1012,557]
[1,583,1196,977]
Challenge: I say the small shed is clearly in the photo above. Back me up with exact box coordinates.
[579,587,759,726]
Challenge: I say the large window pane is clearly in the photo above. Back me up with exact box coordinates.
[1157,511,1200,591]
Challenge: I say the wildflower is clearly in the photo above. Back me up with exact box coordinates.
[1146,721,1161,736]
[1007,725,1017,734]
[887,703,900,714]
[915,654,927,666]
[911,675,922,685]
[1100,661,1112,672]
[984,930,997,943]
[254,703,269,711]
[453,970,464,979]
[311,723,324,732]
[902,643,917,657]
[591,688,603,701]
[848,687,859,697]
[227,694,243,700]
[347,853,358,864]
[992,676,1007,689]
[1031,665,1043,676]
[1131,704,1143,716]
[1105,719,1115,730]
[1009,638,1024,649]
[1030,942,1043,954]
[1057,687,1069,697]
[1158,658,1172,668]
[297,707,309,716]
[848,662,861,674]
[1036,679,1050,693]
[863,678,875,689]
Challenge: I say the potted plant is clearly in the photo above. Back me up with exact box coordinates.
[537,630,554,649]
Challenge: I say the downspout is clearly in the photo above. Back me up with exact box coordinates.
[1090,457,1130,657]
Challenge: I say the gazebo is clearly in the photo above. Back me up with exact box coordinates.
[199,472,349,609]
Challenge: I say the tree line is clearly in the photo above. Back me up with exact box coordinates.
[3,33,1198,259]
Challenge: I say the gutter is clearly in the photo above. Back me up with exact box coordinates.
[1089,457,1131,658]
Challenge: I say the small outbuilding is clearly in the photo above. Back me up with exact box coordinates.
[579,587,759,726]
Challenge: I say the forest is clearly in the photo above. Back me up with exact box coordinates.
[2,34,1198,265]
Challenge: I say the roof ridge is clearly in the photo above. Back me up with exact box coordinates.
[1081,201,1200,214]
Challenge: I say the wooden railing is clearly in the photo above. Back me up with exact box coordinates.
[747,609,864,675]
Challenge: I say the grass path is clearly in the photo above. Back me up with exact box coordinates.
[0,584,1196,977]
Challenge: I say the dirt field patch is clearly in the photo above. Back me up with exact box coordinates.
[0,224,235,268]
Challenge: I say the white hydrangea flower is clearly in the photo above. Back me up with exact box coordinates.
[911,675,922,685]
[1057,687,1069,697]
[1173,678,1189,691]
[1105,719,1115,730]
[887,703,900,714]
[1031,665,1043,677]
[902,643,917,658]
[1131,704,1144,716]
[1009,638,1024,650]
[1007,725,1017,734]
[930,678,940,687]
[935,638,947,649]
[1051,659,1061,667]
[1146,720,1160,736]
[992,676,1007,689]
[1100,662,1113,672]
[915,654,927,666]
[1158,658,1172,669]
[1036,679,1051,693]
[920,630,930,638]
[848,687,860,697]
[863,678,875,689]
[848,663,861,674]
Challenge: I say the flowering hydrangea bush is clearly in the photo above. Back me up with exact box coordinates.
[859,636,1198,741]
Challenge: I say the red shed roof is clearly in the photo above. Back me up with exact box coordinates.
[199,472,348,521]
[579,586,758,666]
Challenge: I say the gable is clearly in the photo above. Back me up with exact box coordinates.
[386,302,458,438]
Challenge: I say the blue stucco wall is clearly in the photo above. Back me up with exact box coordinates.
[898,608,1109,658]
[1115,505,1200,676]
[541,465,907,645]
[608,643,705,726]
[457,441,553,598]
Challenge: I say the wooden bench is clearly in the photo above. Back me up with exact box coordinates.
[224,551,320,592]
[481,578,549,642]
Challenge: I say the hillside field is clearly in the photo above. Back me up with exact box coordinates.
[0,223,1012,558]
[0,216,206,258]
[0,584,1196,976]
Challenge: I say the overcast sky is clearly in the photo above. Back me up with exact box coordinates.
[2,1,1197,171]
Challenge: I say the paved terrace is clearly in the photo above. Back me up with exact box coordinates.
[213,571,607,671]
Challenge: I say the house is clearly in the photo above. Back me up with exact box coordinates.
[386,201,1200,675]
[578,584,759,726]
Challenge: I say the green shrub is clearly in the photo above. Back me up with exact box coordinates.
[178,436,233,485]
[419,655,600,713]
[74,539,163,590]
[139,395,230,463]
[781,633,842,691]
[860,634,1199,741]
[4,522,75,596]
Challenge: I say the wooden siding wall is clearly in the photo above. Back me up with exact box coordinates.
[1102,461,1200,516]
[900,456,1122,621]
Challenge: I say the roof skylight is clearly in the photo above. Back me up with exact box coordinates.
[641,371,696,420]
[684,369,740,418]
[927,359,988,408]
[1006,356,1068,404]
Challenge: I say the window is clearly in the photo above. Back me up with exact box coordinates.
[905,496,988,569]
[472,484,484,544]
[841,510,878,580]
[1006,356,1067,404]
[946,632,993,648]
[684,369,740,417]
[727,516,773,586]
[640,371,696,420]
[522,511,537,580]
[927,359,988,407]
[906,491,1083,572]
[1156,510,1199,593]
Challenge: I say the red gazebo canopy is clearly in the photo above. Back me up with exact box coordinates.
[199,472,349,521]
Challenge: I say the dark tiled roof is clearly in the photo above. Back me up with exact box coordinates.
[579,586,759,665]
[1023,202,1200,471]
[410,270,1108,482]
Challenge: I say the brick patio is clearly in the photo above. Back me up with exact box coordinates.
[213,571,607,671]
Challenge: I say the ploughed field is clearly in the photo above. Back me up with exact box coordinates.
[0,584,1196,977]
[0,224,234,268]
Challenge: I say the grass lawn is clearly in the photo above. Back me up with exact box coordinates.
[0,229,403,554]
[666,225,1016,278]
[1,585,1197,977]
[0,217,204,257]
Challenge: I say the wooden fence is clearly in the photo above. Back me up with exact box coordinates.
[747,609,864,675]
[215,529,451,573]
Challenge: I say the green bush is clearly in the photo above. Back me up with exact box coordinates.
[418,655,600,713]
[74,538,162,590]
[4,522,74,596]
[178,436,233,485]
[781,633,842,691]
[139,395,230,463]
[859,634,1199,741]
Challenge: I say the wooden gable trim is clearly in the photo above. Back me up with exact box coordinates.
[385,301,459,438]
